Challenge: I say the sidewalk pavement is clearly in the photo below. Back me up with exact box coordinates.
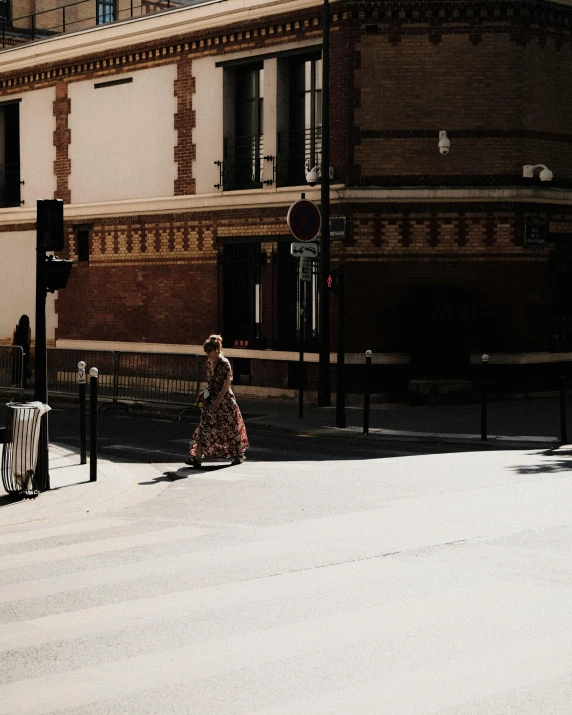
[0,394,566,524]
[0,443,173,529]
[239,394,566,448]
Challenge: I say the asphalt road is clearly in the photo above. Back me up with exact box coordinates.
[42,405,484,465]
[1,437,572,713]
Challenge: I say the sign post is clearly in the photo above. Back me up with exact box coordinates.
[288,199,322,418]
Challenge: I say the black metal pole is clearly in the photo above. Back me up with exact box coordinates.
[78,361,87,465]
[90,368,98,482]
[560,375,568,445]
[318,0,331,407]
[363,350,371,435]
[335,264,346,428]
[34,201,50,491]
[299,267,305,419]
[481,354,489,441]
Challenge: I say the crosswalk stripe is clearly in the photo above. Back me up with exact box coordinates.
[0,537,312,605]
[1,584,571,715]
[0,526,209,572]
[0,518,127,546]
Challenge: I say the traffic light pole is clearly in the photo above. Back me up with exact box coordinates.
[335,263,346,428]
[34,212,50,491]
[318,0,331,407]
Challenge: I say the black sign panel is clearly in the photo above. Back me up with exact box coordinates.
[524,215,548,248]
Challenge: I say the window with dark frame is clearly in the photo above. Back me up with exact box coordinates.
[277,54,322,187]
[0,0,10,21]
[0,102,21,208]
[76,227,90,263]
[220,243,263,347]
[96,0,116,25]
[224,64,264,190]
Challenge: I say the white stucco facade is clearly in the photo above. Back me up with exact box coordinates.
[68,65,178,203]
[19,87,57,207]
[0,231,57,340]
[193,56,223,196]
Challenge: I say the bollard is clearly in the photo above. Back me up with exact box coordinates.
[78,361,87,465]
[89,367,98,482]
[363,350,372,435]
[560,375,568,445]
[481,353,489,441]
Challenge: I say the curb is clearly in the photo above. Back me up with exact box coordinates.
[245,418,561,450]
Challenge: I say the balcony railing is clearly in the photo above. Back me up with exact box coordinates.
[220,134,264,191]
[0,163,21,207]
[1,0,176,48]
[277,127,322,187]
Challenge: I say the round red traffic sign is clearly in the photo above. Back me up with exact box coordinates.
[287,199,322,242]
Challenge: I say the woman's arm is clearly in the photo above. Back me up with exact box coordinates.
[210,377,231,411]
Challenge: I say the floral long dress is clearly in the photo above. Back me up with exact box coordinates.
[190,357,249,459]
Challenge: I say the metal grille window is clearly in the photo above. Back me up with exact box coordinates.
[0,102,20,208]
[277,55,322,187]
[273,242,320,350]
[97,0,116,24]
[219,243,264,347]
[224,65,264,190]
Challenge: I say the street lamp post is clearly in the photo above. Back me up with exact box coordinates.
[318,0,331,407]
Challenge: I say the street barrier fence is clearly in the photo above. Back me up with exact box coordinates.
[0,346,24,397]
[46,348,201,410]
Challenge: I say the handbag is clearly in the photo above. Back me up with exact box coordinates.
[196,387,209,409]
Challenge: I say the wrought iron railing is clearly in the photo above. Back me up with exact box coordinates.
[217,134,264,191]
[277,127,322,187]
[1,0,175,47]
[0,163,21,207]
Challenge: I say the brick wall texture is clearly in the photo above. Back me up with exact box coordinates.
[3,0,572,375]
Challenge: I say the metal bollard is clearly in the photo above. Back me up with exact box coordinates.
[560,375,568,445]
[78,361,87,465]
[363,350,372,435]
[89,367,98,482]
[481,353,489,441]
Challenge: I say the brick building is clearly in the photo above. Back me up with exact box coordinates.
[1,0,572,397]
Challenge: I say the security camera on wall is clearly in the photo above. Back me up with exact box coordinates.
[305,165,320,186]
[438,131,450,155]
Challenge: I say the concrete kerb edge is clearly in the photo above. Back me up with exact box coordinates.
[246,418,561,449]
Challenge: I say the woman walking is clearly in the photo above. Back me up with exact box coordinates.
[12,314,31,388]
[188,334,249,467]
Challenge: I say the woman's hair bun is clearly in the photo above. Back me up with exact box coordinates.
[203,334,223,353]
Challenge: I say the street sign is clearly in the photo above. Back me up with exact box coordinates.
[299,257,313,282]
[524,215,548,248]
[317,217,346,240]
[287,199,322,242]
[290,242,319,258]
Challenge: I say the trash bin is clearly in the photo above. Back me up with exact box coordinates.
[1,401,51,498]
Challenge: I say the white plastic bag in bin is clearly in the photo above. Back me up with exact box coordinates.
[11,402,51,491]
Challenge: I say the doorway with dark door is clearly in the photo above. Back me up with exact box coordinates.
[404,285,473,376]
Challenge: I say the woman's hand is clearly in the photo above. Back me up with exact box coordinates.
[209,401,221,413]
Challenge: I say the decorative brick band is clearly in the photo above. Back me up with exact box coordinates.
[0,7,326,95]
[53,81,71,203]
[174,56,196,196]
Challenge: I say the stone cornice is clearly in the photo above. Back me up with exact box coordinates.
[0,0,327,75]
[1,185,572,228]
